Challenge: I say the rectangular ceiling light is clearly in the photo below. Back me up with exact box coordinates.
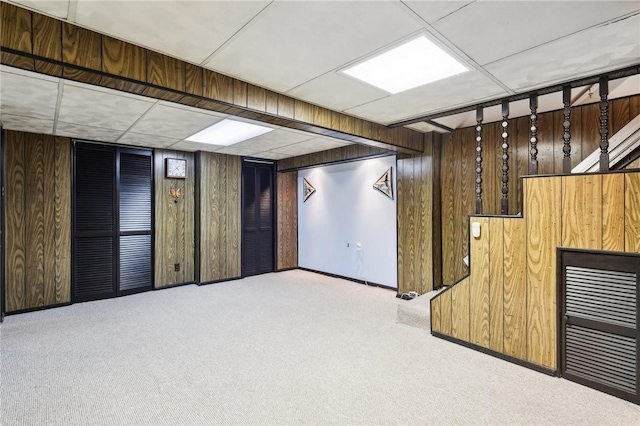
[186,119,274,145]
[342,36,469,94]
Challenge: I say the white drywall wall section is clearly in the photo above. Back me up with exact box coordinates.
[298,156,397,288]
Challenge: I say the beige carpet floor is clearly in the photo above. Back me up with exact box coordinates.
[1,270,639,425]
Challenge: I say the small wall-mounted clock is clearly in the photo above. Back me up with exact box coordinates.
[166,158,186,179]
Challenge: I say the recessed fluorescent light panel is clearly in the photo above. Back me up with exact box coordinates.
[342,36,469,94]
[186,119,274,145]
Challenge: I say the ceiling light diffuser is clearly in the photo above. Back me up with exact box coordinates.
[342,36,469,94]
[186,119,274,145]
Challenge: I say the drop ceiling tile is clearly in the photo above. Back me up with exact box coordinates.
[433,1,640,65]
[405,122,444,133]
[0,69,59,120]
[215,145,263,156]
[402,1,474,24]
[58,83,155,131]
[117,132,180,149]
[272,138,348,156]
[8,0,69,18]
[288,71,388,112]
[253,151,290,160]
[231,130,314,152]
[128,104,224,139]
[205,1,423,92]
[0,114,54,134]
[345,71,507,124]
[485,14,640,92]
[74,0,270,64]
[55,121,123,142]
[168,140,227,153]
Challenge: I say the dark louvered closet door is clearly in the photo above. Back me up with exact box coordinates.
[118,152,152,293]
[74,145,116,301]
[561,250,640,404]
[242,161,274,276]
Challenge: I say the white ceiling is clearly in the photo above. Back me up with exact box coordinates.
[0,65,353,159]
[7,0,639,128]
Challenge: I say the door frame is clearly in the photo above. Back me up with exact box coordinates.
[241,157,276,277]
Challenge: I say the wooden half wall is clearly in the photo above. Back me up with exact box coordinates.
[441,95,640,285]
[431,171,640,371]
[4,130,71,312]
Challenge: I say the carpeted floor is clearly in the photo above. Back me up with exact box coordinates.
[1,270,639,425]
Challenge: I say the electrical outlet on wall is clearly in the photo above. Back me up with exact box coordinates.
[174,263,180,272]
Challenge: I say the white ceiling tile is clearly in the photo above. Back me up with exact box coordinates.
[433,1,640,65]
[405,122,445,133]
[74,0,270,64]
[253,151,291,160]
[128,104,224,139]
[0,70,59,120]
[288,71,388,112]
[345,71,507,124]
[168,140,227,153]
[0,65,60,82]
[55,121,123,142]
[0,114,54,134]
[58,83,155,131]
[231,130,314,151]
[205,1,423,92]
[215,145,263,156]
[402,1,474,24]
[7,0,69,18]
[272,137,348,156]
[117,132,180,149]
[485,14,640,92]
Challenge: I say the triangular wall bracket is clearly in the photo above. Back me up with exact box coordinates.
[373,167,393,200]
[303,177,316,202]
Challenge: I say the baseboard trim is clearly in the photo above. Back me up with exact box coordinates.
[298,267,396,291]
[275,267,299,272]
[197,276,243,286]
[154,281,196,290]
[4,302,73,317]
[432,331,558,377]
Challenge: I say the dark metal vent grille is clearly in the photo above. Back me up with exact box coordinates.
[566,266,636,328]
[566,324,636,395]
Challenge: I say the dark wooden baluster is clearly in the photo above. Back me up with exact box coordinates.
[599,76,610,172]
[562,86,572,173]
[475,107,483,214]
[529,94,539,175]
[501,100,509,215]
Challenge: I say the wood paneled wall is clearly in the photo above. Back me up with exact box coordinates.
[195,152,241,283]
[397,134,440,294]
[441,95,640,285]
[4,130,71,312]
[276,172,298,270]
[277,145,391,171]
[154,150,195,288]
[0,2,424,153]
[432,171,640,371]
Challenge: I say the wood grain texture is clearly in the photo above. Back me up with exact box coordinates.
[1,2,31,52]
[503,218,527,359]
[561,174,602,250]
[102,36,146,82]
[5,131,26,312]
[197,152,241,282]
[451,277,470,341]
[185,63,203,97]
[451,131,464,280]
[277,144,390,171]
[440,134,455,284]
[431,295,441,334]
[54,136,71,304]
[154,150,195,288]
[440,288,452,335]
[265,91,278,115]
[469,217,490,348]
[489,217,504,353]
[62,23,101,70]
[233,80,248,107]
[626,157,640,170]
[625,172,640,253]
[247,84,266,112]
[602,173,625,251]
[33,13,62,76]
[278,96,295,119]
[43,136,56,306]
[146,51,184,92]
[203,70,234,104]
[276,172,298,270]
[611,97,630,135]
[25,136,45,308]
[526,177,561,369]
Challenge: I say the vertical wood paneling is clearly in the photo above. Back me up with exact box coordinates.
[43,136,56,305]
[489,217,504,353]
[460,128,475,272]
[203,70,234,104]
[441,289,452,335]
[526,177,561,369]
[396,158,406,293]
[581,103,601,161]
[278,95,295,119]
[469,217,490,348]
[25,137,45,308]
[102,36,146,81]
[62,23,101,71]
[5,132,26,312]
[154,150,195,288]
[611,97,630,135]
[452,131,464,280]
[561,174,602,250]
[1,3,32,52]
[602,173,625,251]
[431,296,441,334]
[503,218,527,359]
[247,84,266,112]
[33,13,62,76]
[536,111,555,175]
[441,134,455,285]
[276,172,298,270]
[625,173,640,253]
[146,51,185,92]
[197,152,241,282]
[233,80,248,107]
[552,110,564,174]
[54,137,71,304]
[185,63,203,97]
[451,277,470,341]
[265,91,278,115]
[482,123,498,214]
